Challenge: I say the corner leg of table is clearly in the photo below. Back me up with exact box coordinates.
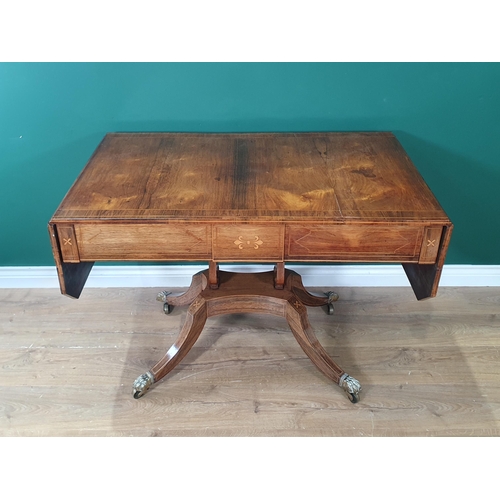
[132,297,208,399]
[284,298,361,403]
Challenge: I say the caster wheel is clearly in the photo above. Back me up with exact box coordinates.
[157,290,172,315]
[347,392,359,404]
[340,374,361,404]
[324,291,338,315]
[132,372,154,399]
[133,390,144,399]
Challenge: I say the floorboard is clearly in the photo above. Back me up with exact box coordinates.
[1,286,499,437]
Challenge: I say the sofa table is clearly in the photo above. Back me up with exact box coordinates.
[48,132,453,403]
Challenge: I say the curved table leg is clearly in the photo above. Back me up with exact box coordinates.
[132,297,208,398]
[287,270,339,314]
[285,299,361,403]
[156,271,208,314]
[133,268,361,403]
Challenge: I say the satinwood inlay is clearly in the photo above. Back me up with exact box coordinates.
[234,235,264,250]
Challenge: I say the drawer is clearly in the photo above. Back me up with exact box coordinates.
[213,224,284,261]
[72,223,211,261]
[286,224,423,262]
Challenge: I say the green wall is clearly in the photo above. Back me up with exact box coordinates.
[1,63,499,266]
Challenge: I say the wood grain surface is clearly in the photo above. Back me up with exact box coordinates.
[1,285,498,436]
[52,132,449,223]
[48,132,453,299]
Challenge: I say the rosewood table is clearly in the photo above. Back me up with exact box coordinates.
[48,132,453,403]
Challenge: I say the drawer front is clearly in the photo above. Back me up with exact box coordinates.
[74,223,211,261]
[286,224,422,262]
[213,224,284,261]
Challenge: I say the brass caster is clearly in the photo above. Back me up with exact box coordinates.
[157,291,173,314]
[347,391,360,404]
[325,291,339,315]
[325,291,339,302]
[339,373,361,404]
[157,290,171,302]
[132,372,154,399]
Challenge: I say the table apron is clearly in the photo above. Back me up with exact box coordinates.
[53,222,447,264]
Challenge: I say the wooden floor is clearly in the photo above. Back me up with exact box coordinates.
[1,284,499,436]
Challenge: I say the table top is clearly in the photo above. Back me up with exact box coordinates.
[49,132,453,300]
[52,132,449,224]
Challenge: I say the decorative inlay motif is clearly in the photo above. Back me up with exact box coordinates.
[427,239,436,247]
[234,235,264,250]
[63,238,72,246]
[191,298,203,309]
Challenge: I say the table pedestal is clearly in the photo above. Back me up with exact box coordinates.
[132,268,362,403]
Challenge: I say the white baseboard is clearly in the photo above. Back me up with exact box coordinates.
[0,264,499,289]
